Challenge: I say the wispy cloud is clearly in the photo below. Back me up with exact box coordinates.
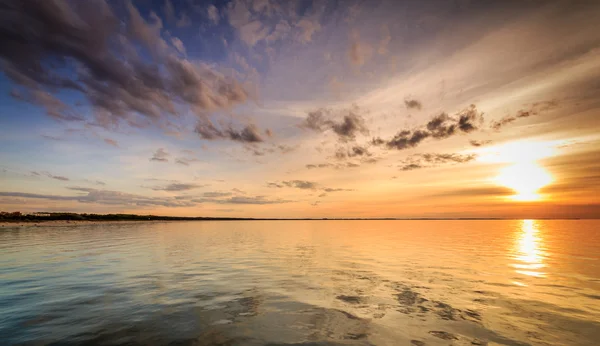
[398,153,477,172]
[150,183,205,192]
[150,148,170,162]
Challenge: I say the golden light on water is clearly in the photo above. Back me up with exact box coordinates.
[512,219,546,278]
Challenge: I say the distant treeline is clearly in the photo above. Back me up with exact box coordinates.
[0,211,254,222]
[0,211,577,222]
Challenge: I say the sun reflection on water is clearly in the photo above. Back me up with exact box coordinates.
[512,219,546,279]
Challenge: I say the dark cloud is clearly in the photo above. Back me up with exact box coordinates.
[400,163,423,171]
[469,140,491,147]
[322,188,353,193]
[305,161,362,170]
[228,124,264,143]
[306,163,334,169]
[0,0,248,132]
[376,104,484,150]
[269,180,318,190]
[203,191,233,198]
[302,106,369,142]
[420,153,477,164]
[404,98,422,110]
[195,121,264,143]
[397,153,477,172]
[386,129,431,150]
[150,148,170,162]
[490,100,558,130]
[151,183,203,191]
[333,144,372,160]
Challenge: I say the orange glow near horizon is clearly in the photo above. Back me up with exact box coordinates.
[495,162,553,201]
[478,141,557,202]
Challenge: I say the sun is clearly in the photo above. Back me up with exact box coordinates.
[495,162,552,201]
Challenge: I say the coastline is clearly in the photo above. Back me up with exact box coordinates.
[0,220,170,228]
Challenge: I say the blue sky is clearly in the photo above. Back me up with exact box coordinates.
[1,0,600,218]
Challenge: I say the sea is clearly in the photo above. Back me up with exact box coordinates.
[0,220,599,345]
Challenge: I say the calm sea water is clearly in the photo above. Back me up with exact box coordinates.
[0,220,599,345]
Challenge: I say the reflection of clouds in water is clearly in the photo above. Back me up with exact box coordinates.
[512,220,546,278]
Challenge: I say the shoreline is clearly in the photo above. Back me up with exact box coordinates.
[0,217,590,228]
[0,220,172,228]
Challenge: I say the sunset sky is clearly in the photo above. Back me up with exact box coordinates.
[1,0,599,218]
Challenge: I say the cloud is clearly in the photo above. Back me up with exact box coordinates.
[385,129,431,150]
[151,183,204,192]
[203,191,233,198]
[400,163,423,171]
[198,195,293,205]
[239,21,269,46]
[305,161,362,170]
[1,1,248,132]
[429,186,514,198]
[195,121,264,143]
[490,100,558,130]
[150,148,170,162]
[348,32,372,66]
[296,18,321,44]
[267,180,352,194]
[302,106,369,142]
[397,153,477,172]
[104,138,119,147]
[469,140,492,147]
[322,188,353,193]
[0,188,195,207]
[404,98,422,110]
[175,157,199,166]
[335,145,371,160]
[374,104,483,150]
[268,180,317,190]
[267,20,291,42]
[207,5,220,24]
[306,163,334,169]
[171,37,186,55]
[419,153,477,164]
[35,171,70,181]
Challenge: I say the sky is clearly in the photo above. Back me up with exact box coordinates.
[0,0,599,219]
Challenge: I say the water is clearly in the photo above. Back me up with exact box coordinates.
[0,220,599,346]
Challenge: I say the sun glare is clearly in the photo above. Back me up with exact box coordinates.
[477,141,556,201]
[495,162,552,201]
